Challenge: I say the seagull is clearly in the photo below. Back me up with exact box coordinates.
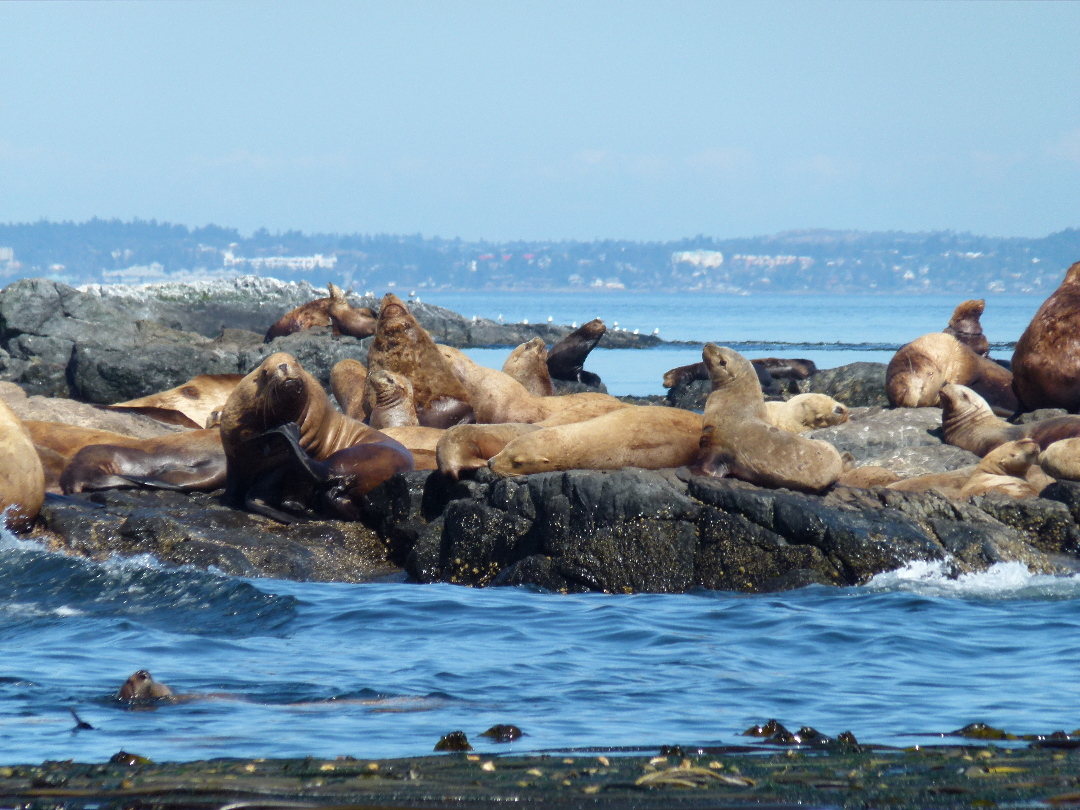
[547,316,553,323]
[498,314,504,323]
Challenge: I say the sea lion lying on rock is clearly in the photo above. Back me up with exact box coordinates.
[764,394,849,432]
[943,299,990,357]
[546,319,605,387]
[690,344,843,494]
[1037,438,1080,482]
[1012,260,1080,412]
[107,373,244,429]
[0,398,44,532]
[663,360,782,391]
[264,282,377,342]
[501,337,555,397]
[958,439,1041,501]
[940,383,1080,457]
[437,423,542,481]
[886,332,1016,412]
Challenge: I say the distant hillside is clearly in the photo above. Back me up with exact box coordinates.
[1,219,1078,294]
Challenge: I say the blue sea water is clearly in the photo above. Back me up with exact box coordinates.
[3,290,1076,766]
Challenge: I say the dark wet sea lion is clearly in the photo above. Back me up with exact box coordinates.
[502,337,555,397]
[118,670,173,702]
[944,299,990,357]
[886,332,1017,413]
[362,294,475,428]
[264,283,376,342]
[662,360,775,390]
[108,374,244,430]
[1012,261,1080,412]
[691,344,842,493]
[0,399,44,532]
[60,430,225,494]
[329,358,368,420]
[752,358,818,380]
[546,319,605,386]
[939,383,1080,457]
[219,352,413,521]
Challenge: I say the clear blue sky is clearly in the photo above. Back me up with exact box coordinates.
[1,1,1077,241]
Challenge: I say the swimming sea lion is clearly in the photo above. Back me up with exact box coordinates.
[939,383,1080,457]
[367,370,419,429]
[501,337,555,397]
[436,423,542,480]
[885,332,1017,413]
[0,398,44,532]
[943,299,990,357]
[108,374,244,430]
[219,352,413,521]
[1012,261,1080,412]
[958,439,1041,501]
[118,670,173,702]
[362,294,475,428]
[264,283,377,342]
[489,406,702,477]
[329,358,368,420]
[691,344,843,493]
[764,394,849,433]
[1039,438,1080,481]
[546,319,605,386]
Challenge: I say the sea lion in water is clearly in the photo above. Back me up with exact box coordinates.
[437,423,542,480]
[219,352,413,521]
[943,299,990,357]
[502,337,555,397]
[489,406,702,477]
[546,319,605,386]
[59,430,225,494]
[118,670,173,702]
[764,394,849,433]
[958,439,1041,501]
[691,345,843,493]
[885,332,1017,413]
[362,294,475,428]
[329,358,368,420]
[367,370,419,429]
[939,383,1080,457]
[108,374,244,430]
[0,398,44,532]
[1012,261,1080,412]
[264,283,377,342]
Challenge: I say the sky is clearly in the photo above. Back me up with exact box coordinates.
[1,1,1078,241]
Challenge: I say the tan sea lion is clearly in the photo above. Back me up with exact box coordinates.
[939,383,1080,457]
[362,294,475,428]
[489,406,702,477]
[0,399,45,532]
[958,439,1041,501]
[219,352,413,521]
[886,467,975,499]
[59,430,225,494]
[1039,438,1080,481]
[885,332,1017,413]
[764,394,849,433]
[118,670,173,703]
[264,283,376,342]
[836,466,903,489]
[1012,261,1080,412]
[547,319,605,386]
[501,337,555,397]
[943,299,990,357]
[379,426,441,471]
[691,345,843,493]
[329,358,368,420]
[108,374,244,430]
[436,423,542,480]
[367,370,419,429]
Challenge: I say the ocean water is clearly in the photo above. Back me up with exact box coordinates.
[4,290,1077,766]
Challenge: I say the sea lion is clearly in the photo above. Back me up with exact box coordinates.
[329,358,368,420]
[752,358,818,380]
[264,283,377,342]
[1039,438,1080,481]
[367,370,419,429]
[836,466,903,489]
[362,294,475,428]
[378,426,441,470]
[118,670,173,702]
[939,383,1080,457]
[691,344,843,493]
[1012,261,1080,412]
[885,332,1017,413]
[0,398,45,532]
[943,299,990,357]
[958,439,1041,501]
[59,430,225,494]
[219,352,413,521]
[662,360,776,390]
[489,406,702,477]
[764,394,849,433]
[546,319,606,386]
[501,337,555,397]
[107,374,244,430]
[436,423,542,480]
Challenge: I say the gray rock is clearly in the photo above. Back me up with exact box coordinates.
[240,330,371,387]
[809,406,945,463]
[1015,408,1068,425]
[802,361,889,407]
[857,445,981,477]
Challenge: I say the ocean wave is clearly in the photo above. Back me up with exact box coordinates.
[864,560,1080,600]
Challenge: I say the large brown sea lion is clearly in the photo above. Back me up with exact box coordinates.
[691,345,843,493]
[501,337,555,397]
[0,399,44,532]
[1012,261,1080,412]
[219,352,413,520]
[958,439,1041,501]
[264,283,377,343]
[362,294,475,428]
[764,394,849,433]
[546,319,605,386]
[939,383,1080,457]
[489,406,702,477]
[885,332,1016,413]
[59,430,225,494]
[329,358,368,420]
[944,299,990,357]
[107,374,244,429]
[436,423,542,481]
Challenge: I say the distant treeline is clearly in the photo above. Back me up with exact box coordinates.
[1,218,1078,294]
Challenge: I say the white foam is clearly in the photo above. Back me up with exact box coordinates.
[865,560,1080,599]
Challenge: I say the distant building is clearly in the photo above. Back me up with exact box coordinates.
[222,250,337,272]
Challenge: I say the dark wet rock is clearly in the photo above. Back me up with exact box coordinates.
[241,330,371,390]
[552,378,608,395]
[801,361,889,407]
[1014,408,1069,425]
[808,407,945,464]
[1042,481,1080,526]
[18,362,71,398]
[971,493,1080,555]
[666,378,710,411]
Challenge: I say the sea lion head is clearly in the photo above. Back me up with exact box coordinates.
[370,369,413,408]
[945,299,989,356]
[220,353,315,449]
[702,344,756,391]
[575,318,606,341]
[797,393,850,428]
[939,383,993,423]
[118,670,173,702]
[980,438,1039,477]
[376,293,415,339]
[328,282,346,302]
[1064,260,1080,287]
